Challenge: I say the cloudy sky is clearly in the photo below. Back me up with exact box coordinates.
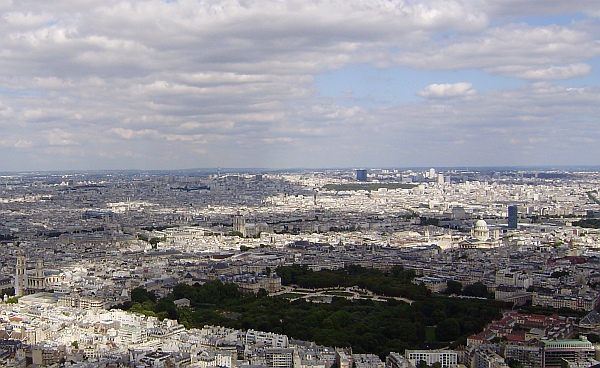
[1,0,599,171]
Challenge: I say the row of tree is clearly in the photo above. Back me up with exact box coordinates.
[443,280,493,298]
[573,218,600,228]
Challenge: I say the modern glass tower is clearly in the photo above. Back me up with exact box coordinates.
[356,169,367,182]
[508,205,518,229]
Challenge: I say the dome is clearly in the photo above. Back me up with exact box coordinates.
[475,219,488,229]
[473,219,490,242]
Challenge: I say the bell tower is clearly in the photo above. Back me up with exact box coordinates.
[15,252,26,297]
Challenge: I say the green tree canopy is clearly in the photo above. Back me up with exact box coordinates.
[131,287,156,304]
[435,318,461,342]
[444,280,463,295]
[462,282,490,298]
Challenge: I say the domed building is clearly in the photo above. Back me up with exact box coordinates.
[473,219,490,242]
[458,219,501,249]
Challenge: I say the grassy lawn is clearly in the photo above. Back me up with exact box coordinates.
[425,326,437,342]
[323,291,354,297]
[279,293,307,299]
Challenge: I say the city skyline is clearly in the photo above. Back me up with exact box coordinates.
[1,167,600,365]
[1,1,599,171]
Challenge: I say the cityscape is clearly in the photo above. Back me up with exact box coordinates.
[1,167,600,367]
[2,1,599,367]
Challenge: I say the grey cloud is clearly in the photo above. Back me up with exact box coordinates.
[476,0,600,18]
[2,0,488,77]
[395,24,600,80]
[490,63,592,80]
[0,0,598,170]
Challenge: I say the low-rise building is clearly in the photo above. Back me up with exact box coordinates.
[405,350,458,368]
[541,336,596,368]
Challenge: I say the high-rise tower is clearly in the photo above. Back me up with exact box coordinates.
[508,205,518,229]
[356,169,367,182]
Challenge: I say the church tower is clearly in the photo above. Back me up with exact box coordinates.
[25,259,46,293]
[14,252,26,297]
[233,214,246,237]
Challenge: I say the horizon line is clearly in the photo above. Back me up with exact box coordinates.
[2,164,600,175]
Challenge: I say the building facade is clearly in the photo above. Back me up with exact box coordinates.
[14,255,48,297]
[541,337,595,368]
[508,205,518,229]
[404,350,458,368]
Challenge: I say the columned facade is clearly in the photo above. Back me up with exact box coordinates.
[14,255,46,296]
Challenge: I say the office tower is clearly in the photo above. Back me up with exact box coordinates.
[356,169,367,182]
[437,173,444,184]
[508,205,518,229]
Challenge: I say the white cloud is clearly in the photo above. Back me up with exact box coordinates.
[396,24,600,80]
[46,128,77,146]
[0,102,13,118]
[0,0,598,170]
[3,11,55,27]
[490,63,592,80]
[1,139,34,149]
[14,140,33,148]
[418,83,476,98]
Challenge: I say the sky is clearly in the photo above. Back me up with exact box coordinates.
[0,0,599,171]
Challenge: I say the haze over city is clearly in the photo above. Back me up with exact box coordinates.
[0,0,599,171]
